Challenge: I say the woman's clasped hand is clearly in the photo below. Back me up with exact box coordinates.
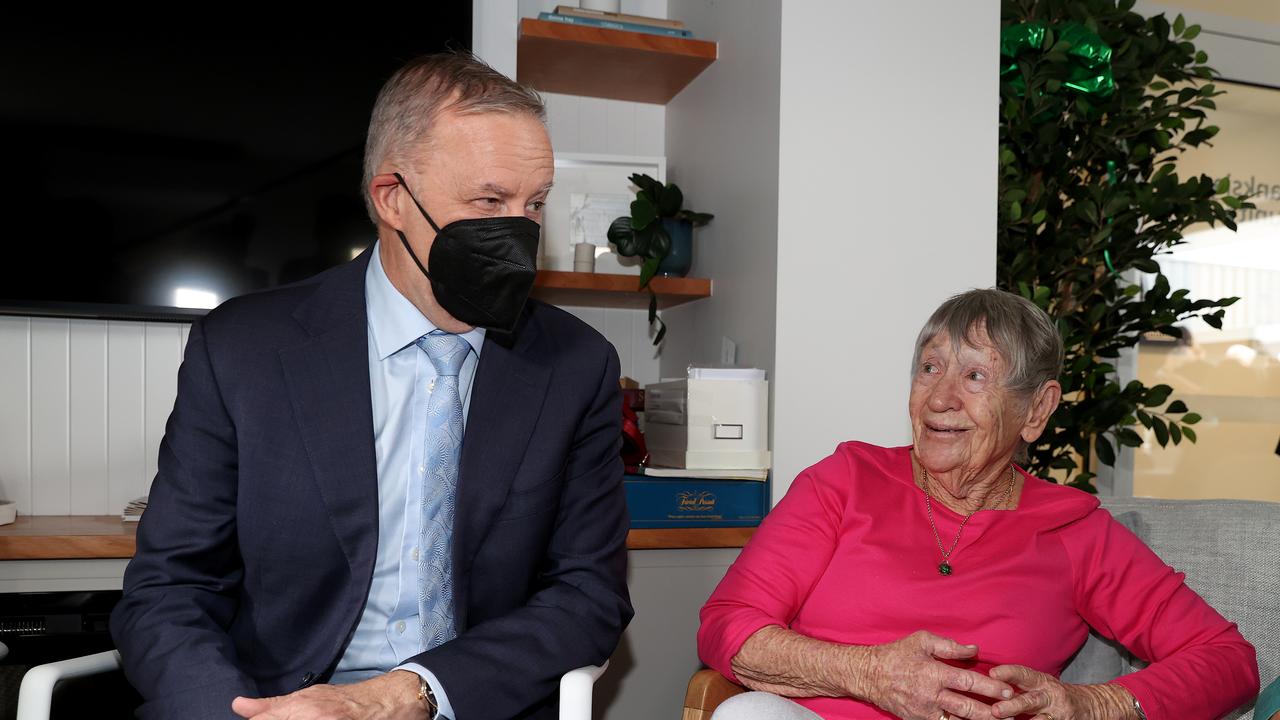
[858,632,1133,720]
[859,631,1012,720]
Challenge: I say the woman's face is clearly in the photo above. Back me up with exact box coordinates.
[908,326,1028,489]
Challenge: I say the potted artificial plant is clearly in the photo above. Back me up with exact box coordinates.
[998,2,1250,490]
[607,173,713,345]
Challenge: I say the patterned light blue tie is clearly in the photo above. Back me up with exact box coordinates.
[415,331,470,650]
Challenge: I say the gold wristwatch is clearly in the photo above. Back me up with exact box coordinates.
[415,674,439,719]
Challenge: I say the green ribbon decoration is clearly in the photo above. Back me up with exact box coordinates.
[1001,21,1116,98]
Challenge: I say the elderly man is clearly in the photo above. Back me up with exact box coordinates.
[110,52,633,720]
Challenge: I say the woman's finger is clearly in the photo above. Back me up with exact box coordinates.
[937,689,1001,720]
[989,663,1046,689]
[944,667,1014,702]
[991,687,1052,719]
[924,633,980,660]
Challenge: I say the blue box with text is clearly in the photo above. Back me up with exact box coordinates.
[624,474,767,528]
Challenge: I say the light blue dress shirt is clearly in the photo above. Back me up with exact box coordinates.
[331,241,484,720]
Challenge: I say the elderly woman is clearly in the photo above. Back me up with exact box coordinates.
[698,289,1258,720]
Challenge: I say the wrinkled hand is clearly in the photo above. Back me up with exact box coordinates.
[989,665,1136,720]
[231,671,425,720]
[860,631,1013,720]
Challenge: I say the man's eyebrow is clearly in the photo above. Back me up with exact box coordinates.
[465,181,554,197]
[471,182,514,197]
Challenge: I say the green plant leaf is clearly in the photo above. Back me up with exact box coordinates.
[1095,434,1116,466]
[607,216,634,254]
[1152,417,1170,447]
[1182,425,1197,443]
[631,196,657,231]
[657,183,683,217]
[629,173,663,199]
[1182,412,1201,425]
[1173,13,1185,35]
[1116,428,1144,447]
[646,222,672,260]
[1144,384,1173,406]
[639,257,661,291]
[1184,24,1201,39]
[679,211,715,226]
[1169,422,1183,444]
[1166,399,1188,413]
[1050,456,1078,470]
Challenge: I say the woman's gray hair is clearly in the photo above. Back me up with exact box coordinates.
[361,50,547,224]
[912,288,1064,401]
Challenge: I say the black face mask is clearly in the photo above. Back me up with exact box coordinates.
[392,172,541,333]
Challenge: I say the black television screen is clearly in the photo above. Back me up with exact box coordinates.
[1,14,472,321]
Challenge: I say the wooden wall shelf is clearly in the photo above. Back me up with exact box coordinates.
[533,270,710,310]
[517,18,717,104]
[0,516,752,560]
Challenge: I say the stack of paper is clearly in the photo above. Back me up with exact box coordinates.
[122,496,149,522]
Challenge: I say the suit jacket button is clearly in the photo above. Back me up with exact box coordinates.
[300,672,317,687]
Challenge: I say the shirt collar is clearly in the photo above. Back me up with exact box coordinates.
[365,240,486,361]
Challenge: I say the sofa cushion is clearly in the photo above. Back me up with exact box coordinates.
[1060,497,1280,720]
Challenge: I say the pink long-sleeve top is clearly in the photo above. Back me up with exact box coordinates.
[698,443,1258,719]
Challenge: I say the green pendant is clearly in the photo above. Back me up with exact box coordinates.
[938,561,953,576]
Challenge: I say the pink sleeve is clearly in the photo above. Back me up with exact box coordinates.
[1065,509,1259,719]
[696,446,851,681]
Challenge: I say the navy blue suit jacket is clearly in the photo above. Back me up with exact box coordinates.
[110,250,633,719]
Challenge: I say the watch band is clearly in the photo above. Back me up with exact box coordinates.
[416,674,439,719]
[1132,697,1148,720]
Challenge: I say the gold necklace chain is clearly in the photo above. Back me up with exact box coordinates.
[921,462,1016,576]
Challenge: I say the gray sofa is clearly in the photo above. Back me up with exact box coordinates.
[1061,497,1280,719]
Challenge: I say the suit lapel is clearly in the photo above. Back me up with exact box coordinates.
[454,321,551,576]
[279,254,380,577]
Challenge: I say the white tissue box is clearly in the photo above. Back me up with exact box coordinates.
[0,502,16,526]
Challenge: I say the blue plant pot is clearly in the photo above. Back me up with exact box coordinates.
[657,218,693,277]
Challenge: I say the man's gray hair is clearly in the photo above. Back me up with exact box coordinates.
[911,288,1064,401]
[361,50,547,224]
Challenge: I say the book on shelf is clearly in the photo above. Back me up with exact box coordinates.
[641,466,768,481]
[537,12,694,38]
[553,5,686,30]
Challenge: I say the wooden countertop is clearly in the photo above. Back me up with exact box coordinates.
[0,516,138,560]
[0,516,754,560]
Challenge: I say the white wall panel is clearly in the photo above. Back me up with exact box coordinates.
[0,316,32,513]
[69,320,108,515]
[29,319,69,515]
[142,324,183,493]
[107,321,149,515]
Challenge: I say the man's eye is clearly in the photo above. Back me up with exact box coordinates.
[529,200,546,212]
[968,371,985,381]
[477,197,501,208]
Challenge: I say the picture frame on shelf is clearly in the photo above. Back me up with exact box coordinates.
[542,153,666,274]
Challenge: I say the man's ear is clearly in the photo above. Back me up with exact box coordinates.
[369,174,405,230]
[1020,379,1062,444]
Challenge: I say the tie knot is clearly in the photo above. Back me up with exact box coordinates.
[416,332,470,377]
